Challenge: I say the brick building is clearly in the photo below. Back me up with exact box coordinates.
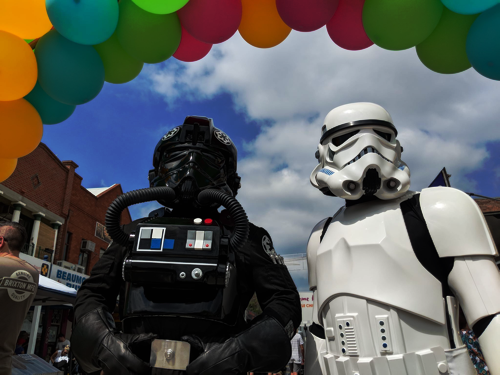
[0,142,131,274]
[475,197,500,256]
[0,143,131,358]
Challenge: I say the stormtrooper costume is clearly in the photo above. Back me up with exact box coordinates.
[305,103,500,375]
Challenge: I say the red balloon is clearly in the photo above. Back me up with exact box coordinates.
[276,0,339,32]
[174,25,212,62]
[327,0,373,50]
[177,0,242,44]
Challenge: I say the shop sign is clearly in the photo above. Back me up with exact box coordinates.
[299,291,314,324]
[95,222,112,244]
[19,253,51,277]
[50,264,89,291]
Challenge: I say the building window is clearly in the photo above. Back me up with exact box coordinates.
[0,201,12,221]
[100,248,105,258]
[62,232,72,261]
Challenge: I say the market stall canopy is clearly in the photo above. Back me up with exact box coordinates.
[33,275,77,306]
[12,354,62,375]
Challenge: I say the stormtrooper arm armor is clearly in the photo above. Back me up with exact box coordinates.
[420,187,500,375]
[305,217,333,375]
[448,257,500,374]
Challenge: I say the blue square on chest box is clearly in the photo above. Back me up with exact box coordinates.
[163,239,175,249]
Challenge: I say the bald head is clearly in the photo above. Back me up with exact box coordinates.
[0,222,27,254]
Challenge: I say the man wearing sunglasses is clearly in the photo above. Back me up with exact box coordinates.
[0,222,39,375]
[306,103,500,375]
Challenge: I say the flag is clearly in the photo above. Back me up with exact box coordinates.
[429,167,451,187]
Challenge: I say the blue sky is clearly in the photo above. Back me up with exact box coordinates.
[38,29,500,291]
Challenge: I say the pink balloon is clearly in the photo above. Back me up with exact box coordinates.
[276,0,339,32]
[327,0,373,50]
[174,26,212,62]
[177,0,242,44]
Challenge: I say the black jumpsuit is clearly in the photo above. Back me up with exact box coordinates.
[73,209,301,372]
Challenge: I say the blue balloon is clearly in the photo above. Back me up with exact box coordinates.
[467,4,500,80]
[441,0,498,15]
[46,0,119,45]
[35,30,105,105]
[24,81,76,125]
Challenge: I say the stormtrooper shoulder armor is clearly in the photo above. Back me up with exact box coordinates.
[420,187,498,258]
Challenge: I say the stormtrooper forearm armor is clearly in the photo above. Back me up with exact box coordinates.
[448,258,500,375]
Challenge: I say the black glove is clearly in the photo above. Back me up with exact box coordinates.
[182,315,291,375]
[71,307,156,375]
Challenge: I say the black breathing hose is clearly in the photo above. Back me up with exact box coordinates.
[105,186,176,246]
[198,189,249,253]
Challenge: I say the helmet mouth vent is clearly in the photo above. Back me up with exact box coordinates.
[180,178,197,200]
[362,169,381,196]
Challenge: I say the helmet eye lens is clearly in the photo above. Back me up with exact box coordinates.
[374,129,392,142]
[331,130,359,147]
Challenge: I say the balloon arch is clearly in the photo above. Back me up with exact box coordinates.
[1,0,499,182]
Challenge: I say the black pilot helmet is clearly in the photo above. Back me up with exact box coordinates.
[149,116,241,207]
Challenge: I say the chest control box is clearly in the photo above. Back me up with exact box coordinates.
[123,217,229,286]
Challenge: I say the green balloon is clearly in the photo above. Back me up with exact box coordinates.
[116,0,182,64]
[131,0,189,15]
[94,32,144,84]
[363,0,444,50]
[24,81,76,125]
[417,8,478,74]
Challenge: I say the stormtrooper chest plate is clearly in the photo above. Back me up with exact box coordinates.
[316,196,446,326]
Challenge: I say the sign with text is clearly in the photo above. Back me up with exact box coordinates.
[50,264,89,291]
[95,222,112,244]
[19,253,51,277]
[300,291,314,325]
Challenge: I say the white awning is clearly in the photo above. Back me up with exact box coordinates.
[33,275,77,306]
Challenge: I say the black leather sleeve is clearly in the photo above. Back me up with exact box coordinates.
[184,314,292,375]
[73,220,143,322]
[246,223,302,337]
[72,308,155,375]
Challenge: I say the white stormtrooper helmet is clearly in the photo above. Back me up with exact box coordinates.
[310,102,410,200]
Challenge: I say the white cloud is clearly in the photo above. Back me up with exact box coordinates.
[139,28,500,257]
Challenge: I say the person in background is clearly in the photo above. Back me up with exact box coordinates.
[15,332,28,354]
[13,346,24,356]
[0,222,39,375]
[50,344,70,371]
[55,333,70,352]
[288,329,304,375]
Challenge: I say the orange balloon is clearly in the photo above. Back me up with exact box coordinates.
[0,158,18,183]
[239,0,291,48]
[0,0,52,39]
[0,99,43,159]
[0,31,38,101]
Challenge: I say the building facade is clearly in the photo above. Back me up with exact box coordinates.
[475,197,500,260]
[0,142,131,359]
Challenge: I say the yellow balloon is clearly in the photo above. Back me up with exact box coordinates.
[0,31,38,101]
[0,0,52,39]
[0,99,43,159]
[0,158,18,183]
